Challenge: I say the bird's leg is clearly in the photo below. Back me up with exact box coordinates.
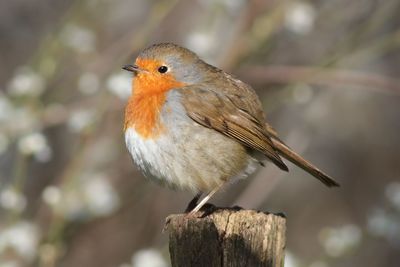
[185,192,202,212]
[188,183,224,216]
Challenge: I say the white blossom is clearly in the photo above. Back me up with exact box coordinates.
[7,67,45,97]
[319,224,362,257]
[132,248,168,267]
[67,109,95,133]
[0,221,40,261]
[0,187,27,212]
[106,72,132,99]
[185,32,214,56]
[43,175,120,220]
[83,175,120,216]
[284,2,316,35]
[367,208,400,245]
[7,107,37,135]
[42,186,62,207]
[284,251,300,267]
[61,24,96,53]
[18,132,52,162]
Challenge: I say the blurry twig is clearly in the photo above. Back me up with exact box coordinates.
[238,65,400,95]
[88,0,183,74]
[218,0,285,70]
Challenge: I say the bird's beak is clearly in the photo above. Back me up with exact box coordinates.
[122,64,145,74]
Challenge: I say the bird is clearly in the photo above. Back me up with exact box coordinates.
[123,43,339,215]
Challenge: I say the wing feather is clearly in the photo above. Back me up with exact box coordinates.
[178,85,288,171]
[174,73,339,187]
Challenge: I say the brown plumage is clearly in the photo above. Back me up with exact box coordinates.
[123,43,339,215]
[180,84,288,172]
[180,73,339,187]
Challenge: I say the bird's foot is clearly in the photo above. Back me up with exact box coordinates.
[184,193,202,213]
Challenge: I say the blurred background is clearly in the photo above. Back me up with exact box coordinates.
[0,0,399,266]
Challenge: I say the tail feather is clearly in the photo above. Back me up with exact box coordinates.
[271,138,340,187]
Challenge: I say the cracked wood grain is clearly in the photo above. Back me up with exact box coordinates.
[166,207,286,267]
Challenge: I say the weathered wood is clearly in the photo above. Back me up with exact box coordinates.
[166,207,286,267]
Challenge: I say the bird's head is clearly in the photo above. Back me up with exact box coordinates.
[123,43,212,95]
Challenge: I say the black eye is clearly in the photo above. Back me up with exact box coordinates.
[158,66,168,73]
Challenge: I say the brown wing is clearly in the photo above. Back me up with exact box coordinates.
[178,84,288,171]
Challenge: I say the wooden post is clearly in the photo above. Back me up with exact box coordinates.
[166,207,286,267]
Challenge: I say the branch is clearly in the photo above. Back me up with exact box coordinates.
[238,65,400,95]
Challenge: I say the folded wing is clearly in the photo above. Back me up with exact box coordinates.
[178,84,288,171]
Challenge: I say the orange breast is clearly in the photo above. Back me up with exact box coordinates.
[124,70,185,138]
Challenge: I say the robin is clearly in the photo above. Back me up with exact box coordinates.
[123,43,339,215]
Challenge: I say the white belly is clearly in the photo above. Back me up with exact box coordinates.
[124,91,259,192]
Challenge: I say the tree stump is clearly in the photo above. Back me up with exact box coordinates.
[166,207,286,267]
